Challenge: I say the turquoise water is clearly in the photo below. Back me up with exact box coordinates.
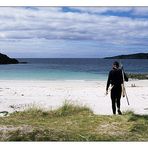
[0,67,106,80]
[0,58,147,80]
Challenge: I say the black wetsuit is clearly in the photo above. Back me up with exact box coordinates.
[106,68,128,114]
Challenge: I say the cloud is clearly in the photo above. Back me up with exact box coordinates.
[68,7,133,14]
[0,7,148,57]
[132,7,148,16]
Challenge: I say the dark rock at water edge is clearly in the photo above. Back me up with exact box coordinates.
[0,53,19,64]
[104,53,148,59]
[128,73,148,80]
[19,62,28,64]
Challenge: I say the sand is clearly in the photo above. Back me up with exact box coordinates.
[0,79,148,115]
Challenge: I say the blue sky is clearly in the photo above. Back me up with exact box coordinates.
[0,7,148,58]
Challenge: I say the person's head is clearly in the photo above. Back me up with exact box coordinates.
[112,61,119,69]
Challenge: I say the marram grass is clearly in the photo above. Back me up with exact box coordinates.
[0,101,148,141]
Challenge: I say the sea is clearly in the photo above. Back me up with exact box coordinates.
[0,58,148,81]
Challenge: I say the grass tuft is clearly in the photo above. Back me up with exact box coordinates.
[10,101,93,118]
[52,100,93,117]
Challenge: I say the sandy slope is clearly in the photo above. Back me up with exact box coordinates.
[0,79,148,115]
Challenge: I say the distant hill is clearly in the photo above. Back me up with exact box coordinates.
[104,53,148,59]
[0,53,19,64]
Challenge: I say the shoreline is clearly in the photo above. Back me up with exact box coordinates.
[0,79,148,115]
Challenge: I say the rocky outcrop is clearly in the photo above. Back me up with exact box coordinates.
[104,53,148,59]
[0,53,19,64]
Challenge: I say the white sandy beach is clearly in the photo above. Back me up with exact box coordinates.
[0,79,148,115]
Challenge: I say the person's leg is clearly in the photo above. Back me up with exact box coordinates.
[117,86,122,115]
[111,89,116,115]
[117,98,122,115]
[117,98,121,110]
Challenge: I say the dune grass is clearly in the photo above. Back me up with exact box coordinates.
[0,101,148,141]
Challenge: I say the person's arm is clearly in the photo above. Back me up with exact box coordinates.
[106,71,111,93]
[121,67,128,82]
[124,72,128,82]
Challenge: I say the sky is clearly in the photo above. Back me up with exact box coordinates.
[0,7,148,58]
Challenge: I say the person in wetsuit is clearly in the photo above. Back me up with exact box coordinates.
[106,61,128,115]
